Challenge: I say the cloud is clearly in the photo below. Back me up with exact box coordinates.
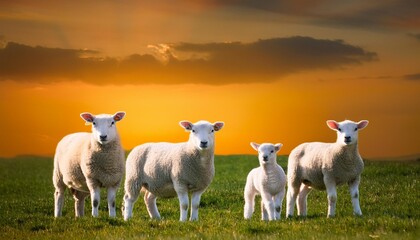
[408,33,420,42]
[403,73,420,81]
[201,0,420,31]
[0,36,377,85]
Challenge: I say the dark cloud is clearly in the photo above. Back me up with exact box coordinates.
[403,73,420,81]
[0,36,377,85]
[408,33,420,41]
[201,0,420,31]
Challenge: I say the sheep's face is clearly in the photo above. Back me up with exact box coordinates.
[250,142,282,165]
[327,120,369,145]
[180,120,224,151]
[81,112,125,145]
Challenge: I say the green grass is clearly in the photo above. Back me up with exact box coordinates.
[0,155,418,239]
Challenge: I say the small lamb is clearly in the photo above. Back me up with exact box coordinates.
[286,119,369,218]
[123,120,224,221]
[244,142,286,221]
[53,112,126,218]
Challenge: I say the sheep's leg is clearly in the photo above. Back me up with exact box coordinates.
[53,168,65,217]
[286,185,300,218]
[144,190,161,219]
[107,187,117,218]
[54,187,65,217]
[324,178,337,218]
[177,191,189,222]
[261,200,268,220]
[71,188,89,217]
[297,185,312,217]
[244,184,256,219]
[89,187,101,217]
[123,179,141,221]
[274,188,285,220]
[174,184,189,222]
[348,177,362,216]
[261,193,275,221]
[190,190,204,221]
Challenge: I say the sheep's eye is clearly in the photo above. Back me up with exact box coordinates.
[338,128,341,132]
[192,130,195,133]
[92,122,96,125]
[354,128,358,131]
[111,121,115,125]
[211,129,214,133]
[271,150,274,153]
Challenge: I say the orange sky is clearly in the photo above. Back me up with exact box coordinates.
[1,0,419,158]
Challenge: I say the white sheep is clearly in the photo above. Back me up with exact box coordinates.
[53,112,126,218]
[244,142,286,221]
[286,119,369,218]
[123,120,224,221]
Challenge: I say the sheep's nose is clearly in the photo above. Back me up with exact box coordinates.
[100,135,108,141]
[345,136,351,140]
[200,141,208,148]
[344,136,351,143]
[263,156,268,161]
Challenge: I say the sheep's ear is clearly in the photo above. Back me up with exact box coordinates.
[357,120,369,130]
[113,112,126,122]
[80,112,94,123]
[179,121,193,131]
[213,122,224,131]
[274,143,283,152]
[326,120,339,131]
[250,142,260,151]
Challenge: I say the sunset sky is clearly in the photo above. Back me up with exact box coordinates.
[1,0,419,159]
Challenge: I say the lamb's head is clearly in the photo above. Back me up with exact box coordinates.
[180,120,224,150]
[327,120,369,145]
[81,111,126,145]
[250,142,282,165]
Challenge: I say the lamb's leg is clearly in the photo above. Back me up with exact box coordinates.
[89,186,101,217]
[261,200,268,220]
[286,185,300,218]
[244,184,256,219]
[144,190,161,219]
[53,168,65,217]
[107,187,117,218]
[190,190,204,221]
[174,184,189,222]
[274,188,285,220]
[297,184,312,217]
[123,180,141,221]
[71,188,89,217]
[324,177,337,218]
[261,193,275,221]
[54,187,65,217]
[348,176,362,216]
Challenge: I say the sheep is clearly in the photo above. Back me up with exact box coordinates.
[53,111,126,218]
[286,119,369,218]
[123,120,224,221]
[244,142,286,221]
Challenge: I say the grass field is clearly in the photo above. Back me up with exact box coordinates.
[0,155,418,239]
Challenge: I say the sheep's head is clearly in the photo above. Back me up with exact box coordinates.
[327,120,368,145]
[250,142,282,165]
[81,112,125,145]
[180,120,224,151]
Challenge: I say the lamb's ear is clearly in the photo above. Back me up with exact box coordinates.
[274,143,283,152]
[250,142,260,151]
[179,121,193,131]
[113,112,126,122]
[326,120,339,131]
[80,112,94,124]
[357,120,369,130]
[213,121,224,131]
